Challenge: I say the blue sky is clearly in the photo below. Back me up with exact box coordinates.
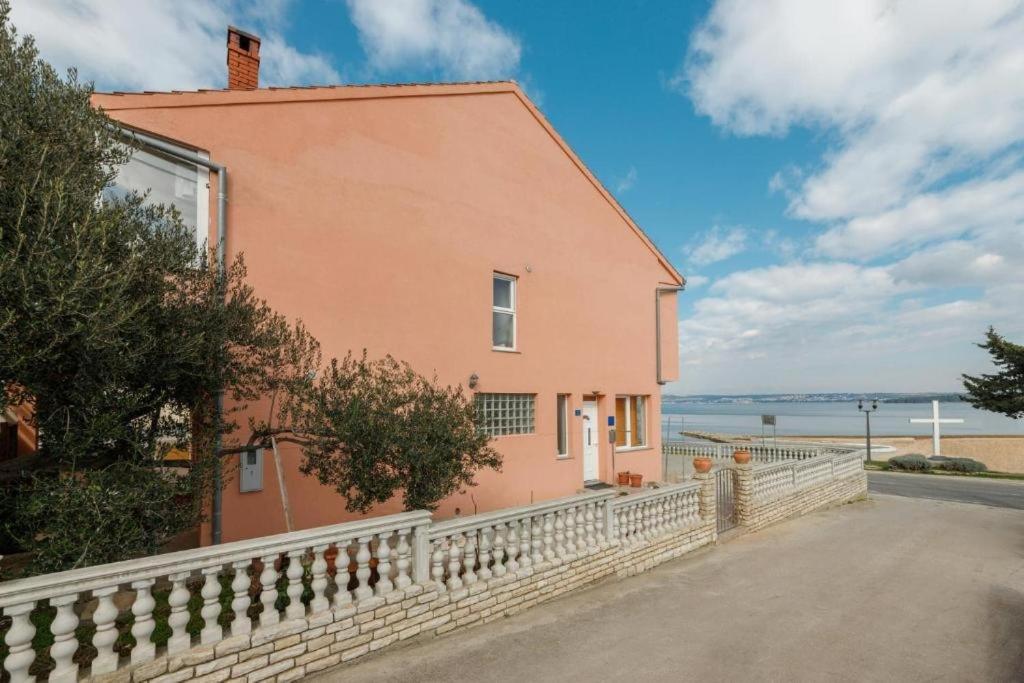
[13,0,1024,394]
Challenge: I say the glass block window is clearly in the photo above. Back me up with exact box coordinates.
[475,393,535,436]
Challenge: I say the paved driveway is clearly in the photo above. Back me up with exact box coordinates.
[316,495,1024,683]
[868,470,1024,509]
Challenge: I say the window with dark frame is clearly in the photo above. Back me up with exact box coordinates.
[556,394,569,457]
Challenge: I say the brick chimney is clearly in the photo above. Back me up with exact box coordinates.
[227,26,261,90]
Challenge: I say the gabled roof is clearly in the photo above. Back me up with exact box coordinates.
[93,81,684,285]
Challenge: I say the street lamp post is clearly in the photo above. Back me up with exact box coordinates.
[857,399,879,463]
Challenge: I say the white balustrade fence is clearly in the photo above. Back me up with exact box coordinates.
[609,482,702,547]
[0,512,431,683]
[750,451,865,503]
[426,491,617,592]
[0,484,715,682]
[664,441,858,463]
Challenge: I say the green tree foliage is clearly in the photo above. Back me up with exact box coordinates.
[0,4,318,572]
[270,353,501,513]
[962,327,1024,420]
[0,4,500,572]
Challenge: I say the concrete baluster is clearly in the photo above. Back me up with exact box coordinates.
[2,602,36,683]
[492,523,507,577]
[542,514,555,562]
[333,542,354,609]
[462,530,478,585]
[375,533,394,596]
[167,571,193,652]
[49,594,80,683]
[446,533,463,590]
[285,550,306,619]
[259,554,281,627]
[477,527,493,580]
[505,521,520,573]
[201,567,224,643]
[395,529,413,590]
[311,544,330,612]
[354,536,374,601]
[130,578,157,663]
[231,560,253,635]
[531,516,545,565]
[518,518,533,569]
[431,541,447,592]
[91,587,120,674]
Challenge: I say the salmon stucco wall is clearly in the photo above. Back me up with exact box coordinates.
[95,84,683,543]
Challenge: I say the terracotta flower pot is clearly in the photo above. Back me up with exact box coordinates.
[617,471,631,486]
[629,473,643,488]
[692,456,713,473]
[733,448,752,464]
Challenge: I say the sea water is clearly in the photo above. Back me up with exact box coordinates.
[660,401,1024,438]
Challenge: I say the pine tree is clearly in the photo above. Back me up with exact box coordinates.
[961,327,1024,420]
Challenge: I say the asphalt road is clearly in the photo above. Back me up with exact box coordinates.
[317,495,1024,683]
[868,470,1024,509]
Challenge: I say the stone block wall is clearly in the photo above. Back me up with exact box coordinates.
[97,484,718,683]
[734,463,867,532]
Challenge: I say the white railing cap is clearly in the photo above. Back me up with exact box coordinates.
[429,490,617,539]
[609,481,700,508]
[0,510,431,607]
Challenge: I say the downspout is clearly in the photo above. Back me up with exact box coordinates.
[656,285,684,483]
[115,128,229,544]
[655,285,685,385]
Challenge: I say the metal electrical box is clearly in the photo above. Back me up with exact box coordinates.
[240,448,264,493]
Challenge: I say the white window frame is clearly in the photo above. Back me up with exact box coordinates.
[616,395,648,452]
[492,273,517,351]
[556,394,569,458]
[107,143,210,257]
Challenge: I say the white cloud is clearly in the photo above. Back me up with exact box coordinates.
[685,275,709,289]
[346,0,521,81]
[9,0,340,91]
[687,225,747,266]
[614,166,638,194]
[672,0,1024,393]
[817,170,1024,260]
[683,0,1024,221]
[674,260,1022,393]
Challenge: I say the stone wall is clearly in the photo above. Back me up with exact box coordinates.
[5,458,866,683]
[92,482,718,683]
[734,460,868,532]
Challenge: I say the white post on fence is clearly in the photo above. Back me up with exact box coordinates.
[413,523,431,584]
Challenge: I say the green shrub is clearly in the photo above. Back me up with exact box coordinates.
[936,457,987,473]
[888,454,932,471]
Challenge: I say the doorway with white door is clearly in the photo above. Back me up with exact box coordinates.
[581,399,600,483]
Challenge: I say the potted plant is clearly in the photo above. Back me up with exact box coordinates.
[617,471,631,486]
[629,472,643,487]
[692,456,713,473]
[733,448,752,464]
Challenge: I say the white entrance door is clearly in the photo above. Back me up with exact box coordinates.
[582,401,600,482]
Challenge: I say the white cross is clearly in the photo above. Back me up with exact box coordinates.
[908,400,963,456]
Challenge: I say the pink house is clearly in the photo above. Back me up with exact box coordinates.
[92,28,683,544]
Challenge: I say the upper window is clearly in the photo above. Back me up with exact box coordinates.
[492,274,516,350]
[475,393,535,436]
[103,146,209,253]
[615,396,647,449]
[556,394,569,457]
